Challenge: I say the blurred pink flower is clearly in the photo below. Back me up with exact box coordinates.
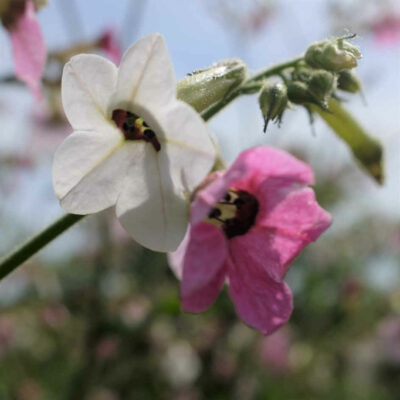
[98,28,122,65]
[259,326,291,374]
[370,15,400,45]
[9,0,46,99]
[169,146,331,335]
[377,316,400,364]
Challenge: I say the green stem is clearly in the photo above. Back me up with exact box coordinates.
[0,55,303,281]
[201,56,303,120]
[0,214,85,280]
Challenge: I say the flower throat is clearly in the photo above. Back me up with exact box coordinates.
[112,109,161,152]
[206,189,259,239]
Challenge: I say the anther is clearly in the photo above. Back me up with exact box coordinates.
[224,193,232,202]
[208,208,221,219]
[144,130,155,139]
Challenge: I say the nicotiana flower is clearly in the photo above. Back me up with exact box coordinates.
[169,146,331,334]
[52,33,216,252]
[2,0,46,99]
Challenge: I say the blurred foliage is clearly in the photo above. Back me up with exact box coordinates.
[0,204,399,400]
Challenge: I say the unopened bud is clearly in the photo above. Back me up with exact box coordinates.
[337,69,362,93]
[177,59,247,113]
[305,36,362,72]
[258,82,288,132]
[287,81,328,110]
[308,70,337,102]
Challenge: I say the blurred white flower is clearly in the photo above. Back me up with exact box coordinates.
[161,341,201,387]
[52,33,215,252]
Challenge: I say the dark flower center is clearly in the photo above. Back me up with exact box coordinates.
[112,109,161,152]
[206,189,259,239]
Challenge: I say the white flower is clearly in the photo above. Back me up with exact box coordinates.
[52,33,216,252]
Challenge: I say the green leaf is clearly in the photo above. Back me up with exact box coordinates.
[312,98,384,184]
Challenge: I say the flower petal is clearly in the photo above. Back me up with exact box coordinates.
[52,128,134,214]
[10,0,46,99]
[182,267,227,313]
[181,222,228,312]
[168,227,190,280]
[230,146,315,192]
[228,227,294,283]
[257,184,332,243]
[156,100,216,192]
[116,143,188,252]
[62,54,118,131]
[182,222,227,294]
[112,33,175,110]
[227,256,293,335]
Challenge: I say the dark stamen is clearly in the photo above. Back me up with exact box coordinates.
[111,109,161,152]
[208,208,221,219]
[144,130,155,139]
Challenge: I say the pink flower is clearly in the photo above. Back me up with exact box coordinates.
[370,15,400,46]
[98,28,122,65]
[169,146,331,335]
[9,0,46,99]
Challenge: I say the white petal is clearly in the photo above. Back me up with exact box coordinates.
[52,128,138,214]
[112,33,175,111]
[62,54,117,131]
[116,144,189,253]
[157,100,216,193]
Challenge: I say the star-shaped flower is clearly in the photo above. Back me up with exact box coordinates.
[169,146,332,334]
[52,33,216,252]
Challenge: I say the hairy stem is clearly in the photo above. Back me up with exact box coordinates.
[0,55,303,281]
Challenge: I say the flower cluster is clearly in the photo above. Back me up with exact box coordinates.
[53,33,332,334]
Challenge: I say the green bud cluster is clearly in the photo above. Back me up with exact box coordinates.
[286,67,337,110]
[305,36,362,72]
[258,82,288,131]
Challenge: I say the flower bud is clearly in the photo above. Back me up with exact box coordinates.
[337,69,362,93]
[287,81,328,110]
[258,82,288,131]
[308,70,337,102]
[305,37,362,72]
[177,59,247,113]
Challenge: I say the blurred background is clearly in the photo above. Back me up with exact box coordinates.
[0,0,399,399]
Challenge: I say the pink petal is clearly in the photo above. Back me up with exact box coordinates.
[182,267,226,313]
[181,222,228,312]
[257,184,332,243]
[229,146,314,192]
[227,256,293,335]
[229,226,305,283]
[10,1,46,99]
[191,146,314,224]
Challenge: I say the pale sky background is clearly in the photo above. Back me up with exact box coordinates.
[0,0,399,273]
